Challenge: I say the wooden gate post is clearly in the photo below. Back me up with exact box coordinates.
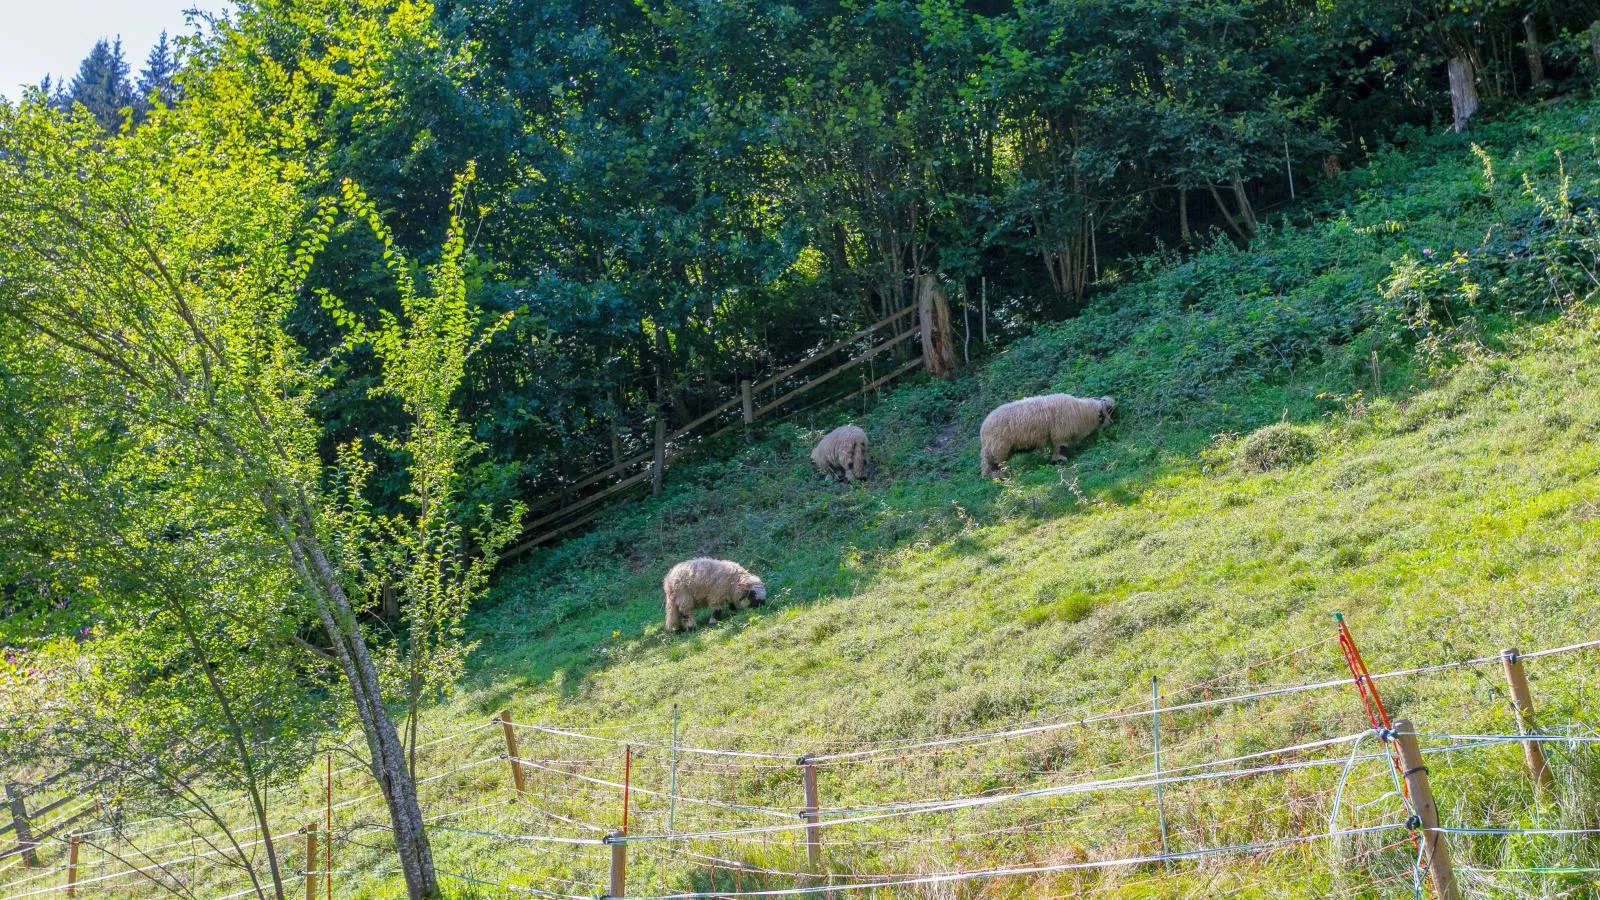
[651,417,667,495]
[499,710,527,800]
[800,759,822,871]
[608,834,627,898]
[913,275,958,379]
[4,783,36,868]
[304,823,319,900]
[1391,720,1460,900]
[1501,649,1554,793]
[65,836,80,898]
[740,380,754,427]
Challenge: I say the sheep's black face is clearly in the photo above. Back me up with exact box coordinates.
[746,582,768,608]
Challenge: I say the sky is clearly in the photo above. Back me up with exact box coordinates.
[0,0,219,102]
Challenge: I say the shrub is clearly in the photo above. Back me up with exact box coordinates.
[1240,423,1322,472]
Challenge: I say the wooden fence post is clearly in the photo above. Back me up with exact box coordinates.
[5,783,36,868]
[801,760,822,871]
[499,710,526,800]
[304,823,319,900]
[1501,649,1554,793]
[914,274,958,379]
[1391,720,1460,900]
[608,834,627,898]
[651,417,667,496]
[740,380,754,426]
[65,836,79,898]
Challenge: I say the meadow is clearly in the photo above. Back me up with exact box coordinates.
[12,95,1600,900]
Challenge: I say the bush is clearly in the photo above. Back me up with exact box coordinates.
[1240,423,1321,472]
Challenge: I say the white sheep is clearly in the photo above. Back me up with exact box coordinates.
[979,394,1114,477]
[810,425,873,482]
[662,558,768,633]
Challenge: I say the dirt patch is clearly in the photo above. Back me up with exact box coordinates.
[927,422,961,450]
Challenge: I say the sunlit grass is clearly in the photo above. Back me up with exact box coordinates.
[13,98,1600,899]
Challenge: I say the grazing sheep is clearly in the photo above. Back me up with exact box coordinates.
[810,425,874,482]
[663,558,768,633]
[979,394,1115,477]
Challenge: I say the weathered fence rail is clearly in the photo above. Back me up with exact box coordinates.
[501,304,931,561]
[1,774,102,870]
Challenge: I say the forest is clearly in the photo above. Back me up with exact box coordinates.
[20,0,1600,511]
[5,0,1600,898]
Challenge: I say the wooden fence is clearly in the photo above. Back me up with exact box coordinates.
[1,771,99,872]
[499,305,930,560]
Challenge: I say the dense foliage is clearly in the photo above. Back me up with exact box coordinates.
[94,0,1599,515]
[0,39,518,896]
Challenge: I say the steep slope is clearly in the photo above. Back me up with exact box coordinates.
[471,99,1599,727]
[11,99,1600,900]
[384,97,1600,896]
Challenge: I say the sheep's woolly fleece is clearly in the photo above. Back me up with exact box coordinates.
[979,393,1114,476]
[662,558,768,632]
[810,424,871,482]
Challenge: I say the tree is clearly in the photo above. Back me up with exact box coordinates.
[63,37,134,131]
[0,63,518,899]
[34,75,67,109]
[136,30,181,112]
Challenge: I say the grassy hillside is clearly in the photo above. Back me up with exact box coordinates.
[472,98,1598,727]
[13,99,1600,898]
[417,98,1600,896]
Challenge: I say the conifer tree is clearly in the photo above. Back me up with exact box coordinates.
[64,37,134,131]
[136,30,180,113]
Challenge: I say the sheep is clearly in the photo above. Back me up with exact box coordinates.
[663,558,768,633]
[979,394,1115,477]
[810,425,874,482]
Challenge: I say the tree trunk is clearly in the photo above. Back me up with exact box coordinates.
[829,223,850,273]
[1448,55,1479,132]
[313,559,438,899]
[1205,182,1248,243]
[1524,14,1545,89]
[1230,173,1257,237]
[272,507,439,899]
[1178,189,1191,245]
[914,274,959,379]
[1040,218,1087,305]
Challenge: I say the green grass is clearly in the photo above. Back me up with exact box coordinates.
[14,98,1600,898]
